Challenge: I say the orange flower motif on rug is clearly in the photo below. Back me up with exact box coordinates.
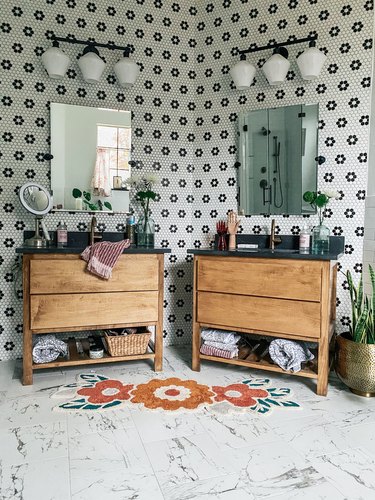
[212,383,269,407]
[130,377,215,410]
[53,374,300,414]
[77,380,134,404]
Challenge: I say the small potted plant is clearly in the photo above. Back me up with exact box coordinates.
[335,265,375,397]
[302,190,339,254]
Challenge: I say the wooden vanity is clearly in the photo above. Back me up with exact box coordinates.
[189,245,343,396]
[17,247,169,385]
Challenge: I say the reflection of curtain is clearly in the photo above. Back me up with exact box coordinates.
[91,148,111,197]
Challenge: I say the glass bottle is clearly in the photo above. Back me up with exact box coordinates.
[57,221,68,248]
[137,215,155,248]
[126,215,136,245]
[299,224,310,254]
[311,224,330,254]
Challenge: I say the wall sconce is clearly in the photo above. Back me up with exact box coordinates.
[231,35,325,89]
[41,40,70,80]
[114,48,140,88]
[296,40,327,81]
[41,36,139,87]
[230,54,256,90]
[77,45,106,84]
[262,47,290,86]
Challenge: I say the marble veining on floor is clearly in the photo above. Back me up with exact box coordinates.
[0,346,375,499]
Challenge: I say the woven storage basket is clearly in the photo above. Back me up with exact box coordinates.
[105,328,151,357]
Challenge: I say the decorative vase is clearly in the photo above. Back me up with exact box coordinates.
[311,224,330,254]
[217,234,227,251]
[335,333,375,397]
[75,197,83,210]
[137,215,155,248]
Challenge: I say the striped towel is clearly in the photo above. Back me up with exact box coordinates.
[204,340,240,352]
[200,343,238,359]
[81,239,130,279]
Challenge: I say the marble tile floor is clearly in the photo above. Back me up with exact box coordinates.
[0,346,375,500]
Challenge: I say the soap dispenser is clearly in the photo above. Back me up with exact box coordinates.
[57,221,68,248]
[299,224,310,254]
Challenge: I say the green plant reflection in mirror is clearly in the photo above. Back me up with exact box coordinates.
[72,188,112,211]
[237,103,318,216]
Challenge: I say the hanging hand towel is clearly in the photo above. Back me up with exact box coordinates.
[269,339,315,373]
[81,239,130,279]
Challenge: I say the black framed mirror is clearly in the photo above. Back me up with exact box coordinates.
[238,103,319,215]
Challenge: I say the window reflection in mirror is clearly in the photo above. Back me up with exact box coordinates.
[96,125,131,190]
[51,103,131,213]
[238,103,318,216]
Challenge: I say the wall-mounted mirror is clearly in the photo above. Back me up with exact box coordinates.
[51,103,131,213]
[238,103,318,215]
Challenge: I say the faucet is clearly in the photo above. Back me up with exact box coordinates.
[89,216,103,246]
[269,219,282,250]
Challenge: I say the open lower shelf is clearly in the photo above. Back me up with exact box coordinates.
[199,353,318,379]
[33,340,155,370]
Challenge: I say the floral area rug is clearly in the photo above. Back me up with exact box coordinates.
[52,374,301,416]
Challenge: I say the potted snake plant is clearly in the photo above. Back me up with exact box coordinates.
[335,264,375,397]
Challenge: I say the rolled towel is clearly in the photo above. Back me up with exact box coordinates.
[200,343,238,359]
[32,334,68,364]
[201,328,240,345]
[269,339,314,373]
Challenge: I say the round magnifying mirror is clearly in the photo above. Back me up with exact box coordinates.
[19,182,53,247]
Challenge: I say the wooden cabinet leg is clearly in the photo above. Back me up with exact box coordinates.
[154,324,163,372]
[22,255,33,385]
[317,338,329,396]
[154,255,163,372]
[23,327,33,385]
[192,322,201,372]
[317,262,330,397]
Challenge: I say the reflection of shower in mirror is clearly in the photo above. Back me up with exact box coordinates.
[238,103,318,216]
[272,136,284,209]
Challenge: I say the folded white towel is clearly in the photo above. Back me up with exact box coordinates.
[269,339,314,373]
[201,329,240,345]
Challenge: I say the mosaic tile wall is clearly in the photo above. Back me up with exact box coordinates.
[0,0,196,360]
[0,0,373,360]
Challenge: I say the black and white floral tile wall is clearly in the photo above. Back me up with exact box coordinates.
[1,0,197,360]
[0,0,373,360]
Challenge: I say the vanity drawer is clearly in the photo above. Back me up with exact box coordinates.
[197,257,322,302]
[29,254,159,294]
[197,291,321,338]
[30,291,159,330]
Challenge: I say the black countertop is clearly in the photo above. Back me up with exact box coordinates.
[16,231,171,254]
[187,248,342,261]
[188,234,344,261]
[16,246,171,254]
